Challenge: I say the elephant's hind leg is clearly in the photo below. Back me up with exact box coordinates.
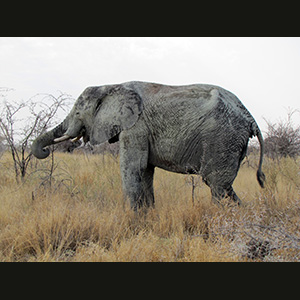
[203,169,241,206]
[226,186,241,205]
[210,185,241,206]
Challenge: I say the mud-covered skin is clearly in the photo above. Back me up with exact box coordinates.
[31,81,265,210]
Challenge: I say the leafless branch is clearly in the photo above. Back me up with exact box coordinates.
[0,91,72,182]
[264,108,300,159]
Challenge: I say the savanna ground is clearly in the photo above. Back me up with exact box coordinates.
[0,151,300,262]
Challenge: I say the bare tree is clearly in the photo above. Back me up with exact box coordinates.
[0,134,5,159]
[0,90,72,182]
[264,109,300,160]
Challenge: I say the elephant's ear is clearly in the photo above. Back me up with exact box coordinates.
[90,85,143,145]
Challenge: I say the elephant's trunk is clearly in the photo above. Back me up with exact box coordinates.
[31,118,68,159]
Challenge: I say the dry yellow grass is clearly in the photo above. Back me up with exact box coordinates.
[0,151,299,262]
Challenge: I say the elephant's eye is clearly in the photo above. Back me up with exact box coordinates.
[95,100,102,113]
[76,112,80,116]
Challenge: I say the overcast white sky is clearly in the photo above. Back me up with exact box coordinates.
[1,37,300,132]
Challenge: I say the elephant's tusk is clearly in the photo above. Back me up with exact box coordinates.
[54,135,71,143]
[71,135,82,143]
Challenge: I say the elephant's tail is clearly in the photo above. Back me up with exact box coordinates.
[256,129,265,188]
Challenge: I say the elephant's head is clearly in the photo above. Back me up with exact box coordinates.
[31,84,143,159]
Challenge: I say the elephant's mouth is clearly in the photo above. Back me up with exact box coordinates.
[108,133,120,144]
[54,126,120,145]
[54,127,89,144]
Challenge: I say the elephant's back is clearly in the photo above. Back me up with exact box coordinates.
[125,81,220,102]
[125,81,258,136]
[124,81,249,113]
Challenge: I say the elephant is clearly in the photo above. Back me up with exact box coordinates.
[31,81,265,210]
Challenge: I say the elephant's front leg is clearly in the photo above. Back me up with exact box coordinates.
[121,164,155,210]
[119,132,154,211]
[140,165,155,208]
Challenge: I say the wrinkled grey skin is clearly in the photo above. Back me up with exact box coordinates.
[31,81,265,210]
